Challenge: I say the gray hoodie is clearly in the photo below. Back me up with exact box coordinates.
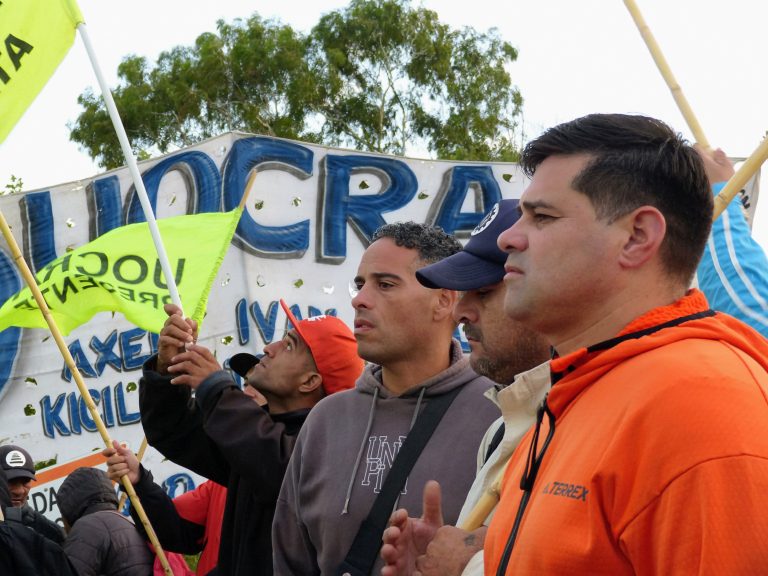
[273,340,498,575]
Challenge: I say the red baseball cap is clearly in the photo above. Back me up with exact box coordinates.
[280,299,364,395]
[229,300,364,396]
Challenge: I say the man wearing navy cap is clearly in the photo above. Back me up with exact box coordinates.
[380,199,551,576]
[0,444,66,544]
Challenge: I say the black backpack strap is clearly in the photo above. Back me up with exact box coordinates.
[336,385,463,576]
[484,422,505,464]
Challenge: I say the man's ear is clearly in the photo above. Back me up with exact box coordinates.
[298,372,323,395]
[433,288,459,322]
[618,206,666,270]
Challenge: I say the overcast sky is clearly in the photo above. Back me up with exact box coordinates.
[1,0,766,249]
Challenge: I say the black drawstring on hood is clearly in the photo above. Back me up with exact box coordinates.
[496,397,556,576]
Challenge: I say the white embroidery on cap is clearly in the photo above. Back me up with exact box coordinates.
[4,450,28,468]
[471,202,500,236]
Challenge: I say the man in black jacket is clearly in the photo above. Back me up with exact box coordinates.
[0,466,78,576]
[0,445,65,545]
[135,298,363,576]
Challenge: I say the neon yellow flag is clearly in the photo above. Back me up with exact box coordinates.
[0,0,85,143]
[0,209,242,335]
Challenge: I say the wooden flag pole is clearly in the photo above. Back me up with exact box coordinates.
[622,0,768,218]
[238,168,259,210]
[713,134,768,221]
[458,473,503,532]
[0,211,175,576]
[117,437,149,511]
[623,0,710,149]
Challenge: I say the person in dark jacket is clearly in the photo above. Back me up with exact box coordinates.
[0,466,78,576]
[57,467,154,576]
[137,298,364,575]
[103,383,264,576]
[0,444,65,544]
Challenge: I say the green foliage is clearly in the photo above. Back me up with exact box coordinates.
[308,0,522,160]
[70,14,318,169]
[2,174,23,195]
[69,0,523,168]
[35,457,57,471]
[184,554,199,571]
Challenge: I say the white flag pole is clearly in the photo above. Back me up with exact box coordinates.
[75,22,184,315]
[74,22,179,576]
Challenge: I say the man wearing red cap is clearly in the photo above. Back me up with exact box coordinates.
[131,299,364,576]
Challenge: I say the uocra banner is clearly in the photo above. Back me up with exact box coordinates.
[0,131,528,522]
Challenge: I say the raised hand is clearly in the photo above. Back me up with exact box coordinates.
[102,439,140,485]
[167,344,222,390]
[380,480,444,576]
[157,303,198,374]
[695,145,735,185]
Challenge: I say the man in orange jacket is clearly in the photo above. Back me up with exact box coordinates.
[484,114,768,575]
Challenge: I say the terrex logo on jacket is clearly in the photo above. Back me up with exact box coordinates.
[542,481,589,502]
[484,290,768,575]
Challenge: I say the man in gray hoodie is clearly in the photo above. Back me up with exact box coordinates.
[380,199,552,576]
[273,222,500,575]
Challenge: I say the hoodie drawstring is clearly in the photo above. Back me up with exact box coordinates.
[408,387,427,431]
[340,386,427,515]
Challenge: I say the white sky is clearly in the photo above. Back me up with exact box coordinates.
[1,0,766,251]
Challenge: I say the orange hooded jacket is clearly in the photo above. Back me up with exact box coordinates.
[485,290,768,575]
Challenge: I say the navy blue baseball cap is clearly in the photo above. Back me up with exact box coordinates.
[416,199,519,290]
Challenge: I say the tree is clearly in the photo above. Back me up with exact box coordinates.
[69,14,320,169]
[308,0,522,160]
[69,0,523,169]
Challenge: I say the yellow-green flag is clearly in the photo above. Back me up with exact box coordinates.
[0,209,242,335]
[0,0,84,143]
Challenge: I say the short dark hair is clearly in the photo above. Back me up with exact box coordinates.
[521,114,712,284]
[371,222,462,265]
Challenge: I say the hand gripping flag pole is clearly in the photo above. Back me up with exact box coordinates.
[0,210,175,576]
[623,0,767,220]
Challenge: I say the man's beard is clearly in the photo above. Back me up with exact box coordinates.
[465,325,550,385]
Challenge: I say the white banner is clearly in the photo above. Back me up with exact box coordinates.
[0,131,528,522]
